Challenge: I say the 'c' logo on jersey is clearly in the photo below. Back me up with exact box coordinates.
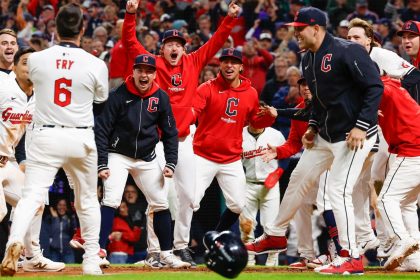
[321,54,332,73]
[147,97,159,112]
[171,74,182,87]
[225,97,239,117]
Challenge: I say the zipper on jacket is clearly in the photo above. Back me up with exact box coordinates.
[60,220,63,254]
[134,100,143,158]
[325,111,331,142]
[354,60,364,77]
[312,53,330,141]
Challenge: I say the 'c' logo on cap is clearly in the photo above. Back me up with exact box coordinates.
[404,21,412,30]
[294,12,299,21]
[228,48,234,56]
[173,30,179,36]
[143,56,149,62]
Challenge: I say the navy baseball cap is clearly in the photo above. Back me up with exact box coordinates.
[219,48,242,63]
[133,54,156,69]
[286,7,327,27]
[397,20,420,36]
[162,29,186,45]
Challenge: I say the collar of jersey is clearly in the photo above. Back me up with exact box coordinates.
[59,42,79,48]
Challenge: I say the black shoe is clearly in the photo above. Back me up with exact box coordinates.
[173,248,197,268]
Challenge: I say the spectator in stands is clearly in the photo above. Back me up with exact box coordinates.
[199,65,217,84]
[347,0,379,24]
[242,38,274,95]
[329,0,353,30]
[282,0,306,22]
[401,0,420,22]
[197,14,212,43]
[108,200,142,264]
[93,25,108,47]
[81,36,93,53]
[45,199,76,263]
[261,55,289,106]
[336,19,349,39]
[259,32,274,52]
[86,1,103,37]
[376,18,393,46]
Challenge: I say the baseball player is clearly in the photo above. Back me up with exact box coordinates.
[121,0,240,266]
[376,76,420,270]
[1,4,109,276]
[192,48,277,235]
[0,28,18,77]
[95,54,190,268]
[240,116,285,266]
[0,47,65,273]
[246,7,383,275]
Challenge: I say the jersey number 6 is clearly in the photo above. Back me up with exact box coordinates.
[54,78,72,107]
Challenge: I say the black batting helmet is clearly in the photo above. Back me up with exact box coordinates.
[203,231,248,279]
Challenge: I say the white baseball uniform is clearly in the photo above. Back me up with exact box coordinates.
[6,43,108,262]
[240,127,285,265]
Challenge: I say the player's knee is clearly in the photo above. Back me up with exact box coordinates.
[228,203,244,214]
[149,202,169,213]
[100,198,121,209]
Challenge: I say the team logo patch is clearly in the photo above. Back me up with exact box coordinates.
[171,73,182,87]
[225,97,239,117]
[147,97,159,112]
[321,54,332,73]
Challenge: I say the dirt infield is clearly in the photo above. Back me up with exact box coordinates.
[13,265,411,277]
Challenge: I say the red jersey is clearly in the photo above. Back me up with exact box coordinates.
[193,74,274,163]
[276,102,309,159]
[122,13,238,137]
[379,76,420,157]
[107,217,141,255]
[109,40,131,79]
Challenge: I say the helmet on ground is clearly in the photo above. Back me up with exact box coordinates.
[203,230,248,279]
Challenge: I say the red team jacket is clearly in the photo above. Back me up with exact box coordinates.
[107,217,141,255]
[379,76,420,157]
[193,74,274,163]
[109,40,131,80]
[276,101,309,159]
[122,13,238,137]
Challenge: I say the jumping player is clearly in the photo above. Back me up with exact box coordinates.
[95,54,190,268]
[246,7,383,275]
[240,106,285,266]
[121,0,240,266]
[1,4,108,276]
[0,47,65,273]
[192,48,277,234]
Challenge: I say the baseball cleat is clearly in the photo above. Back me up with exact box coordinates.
[160,252,191,268]
[82,256,103,276]
[384,238,419,271]
[144,252,162,269]
[22,253,65,272]
[69,228,84,249]
[245,233,287,255]
[395,251,420,272]
[0,242,24,276]
[288,257,309,270]
[265,252,279,266]
[264,168,284,189]
[173,248,197,268]
[377,236,398,260]
[316,251,364,275]
[307,254,332,269]
[358,237,380,255]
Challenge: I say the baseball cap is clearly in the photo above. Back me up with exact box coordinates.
[43,4,54,11]
[259,33,272,41]
[162,29,186,45]
[356,0,368,7]
[397,20,420,36]
[160,13,173,23]
[339,19,349,28]
[133,54,156,70]
[377,18,391,29]
[290,0,306,5]
[285,7,327,27]
[172,19,188,30]
[219,48,242,63]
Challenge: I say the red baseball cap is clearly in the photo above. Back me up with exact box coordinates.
[286,7,327,27]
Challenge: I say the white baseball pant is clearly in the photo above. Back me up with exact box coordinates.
[316,170,332,213]
[193,155,246,215]
[146,141,178,253]
[101,153,168,211]
[266,134,375,258]
[378,156,420,241]
[173,133,196,250]
[7,127,101,261]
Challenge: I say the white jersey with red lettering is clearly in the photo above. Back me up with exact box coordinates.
[0,76,34,158]
[28,43,108,127]
[370,47,415,78]
[242,127,285,182]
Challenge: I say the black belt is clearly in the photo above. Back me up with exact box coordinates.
[247,181,265,185]
[42,125,92,129]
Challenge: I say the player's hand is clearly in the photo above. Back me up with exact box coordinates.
[0,156,8,168]
[257,105,277,118]
[163,167,174,178]
[346,127,366,151]
[98,169,110,179]
[228,1,240,18]
[261,143,278,162]
[302,127,316,149]
[110,231,122,241]
[49,206,58,218]
[19,162,26,173]
[126,0,139,14]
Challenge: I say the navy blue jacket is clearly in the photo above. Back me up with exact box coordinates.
[95,80,178,172]
[302,33,383,143]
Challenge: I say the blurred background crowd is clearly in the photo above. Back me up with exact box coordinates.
[1,0,420,267]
